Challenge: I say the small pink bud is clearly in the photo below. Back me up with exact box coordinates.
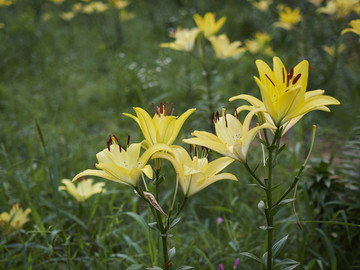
[219,264,224,270]
[234,258,240,268]
[216,217,223,224]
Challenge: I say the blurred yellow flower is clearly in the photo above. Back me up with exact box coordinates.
[193,12,226,38]
[60,11,76,21]
[0,204,31,231]
[0,23,4,29]
[322,44,345,56]
[160,28,200,52]
[308,0,322,6]
[208,34,246,59]
[274,6,302,30]
[0,0,14,6]
[230,57,340,130]
[252,0,272,11]
[82,2,108,13]
[59,178,105,202]
[123,103,196,148]
[152,146,237,197]
[245,32,274,56]
[183,108,274,162]
[317,0,360,18]
[73,3,83,11]
[341,19,360,36]
[73,139,170,187]
[120,9,135,21]
[50,0,64,4]
[109,0,129,9]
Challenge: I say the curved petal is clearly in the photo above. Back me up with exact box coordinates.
[215,114,242,145]
[95,163,134,186]
[157,116,176,144]
[133,107,157,145]
[122,112,140,125]
[141,164,153,179]
[152,151,185,181]
[137,143,172,168]
[59,179,81,201]
[229,94,264,108]
[72,169,127,184]
[202,156,234,177]
[273,56,287,91]
[167,108,196,145]
[256,59,275,83]
[183,136,233,159]
[293,60,309,91]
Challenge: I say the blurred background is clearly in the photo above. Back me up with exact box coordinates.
[0,0,359,269]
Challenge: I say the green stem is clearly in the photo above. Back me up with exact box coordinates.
[266,146,274,270]
[243,162,266,188]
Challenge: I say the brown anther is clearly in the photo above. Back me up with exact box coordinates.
[152,102,161,117]
[234,106,238,118]
[289,67,294,79]
[212,112,215,123]
[112,134,119,143]
[194,145,198,156]
[292,73,301,85]
[107,135,112,151]
[216,111,220,122]
[224,114,228,127]
[119,143,122,152]
[282,68,285,84]
[160,101,163,114]
[189,144,192,155]
[127,135,130,146]
[265,74,275,87]
[166,102,173,116]
[170,108,174,116]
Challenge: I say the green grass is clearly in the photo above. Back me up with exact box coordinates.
[1,0,360,269]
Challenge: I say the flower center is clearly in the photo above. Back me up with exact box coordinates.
[152,101,174,118]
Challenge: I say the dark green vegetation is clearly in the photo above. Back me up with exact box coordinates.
[1,0,359,269]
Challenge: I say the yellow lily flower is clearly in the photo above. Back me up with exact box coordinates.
[245,32,274,56]
[322,44,345,57]
[252,0,272,12]
[82,2,108,13]
[230,57,340,129]
[160,28,200,52]
[341,19,360,36]
[152,146,237,197]
[317,0,360,18]
[123,103,196,148]
[193,12,226,38]
[59,178,105,202]
[0,204,31,231]
[273,6,302,30]
[183,107,274,162]
[208,34,246,59]
[72,137,171,187]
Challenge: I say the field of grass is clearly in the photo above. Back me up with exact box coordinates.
[1,0,360,269]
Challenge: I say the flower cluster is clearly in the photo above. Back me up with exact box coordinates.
[161,12,246,60]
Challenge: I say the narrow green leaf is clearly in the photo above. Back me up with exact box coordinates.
[148,222,160,231]
[273,258,299,268]
[283,264,300,270]
[35,119,46,149]
[272,235,289,257]
[176,266,194,270]
[29,203,46,237]
[240,252,264,265]
[170,217,181,229]
[125,264,143,270]
[168,247,176,259]
[59,209,87,230]
[258,200,265,215]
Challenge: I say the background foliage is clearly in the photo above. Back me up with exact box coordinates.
[0,0,359,269]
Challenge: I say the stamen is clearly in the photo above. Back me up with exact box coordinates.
[292,73,301,85]
[160,101,163,114]
[152,102,161,117]
[216,111,220,122]
[221,108,228,127]
[170,108,174,116]
[194,145,198,157]
[234,106,238,118]
[189,144,192,156]
[265,74,275,87]
[282,68,285,84]
[112,134,119,143]
[127,135,130,146]
[212,112,215,123]
[167,102,173,116]
[164,102,169,115]
[289,67,294,79]
[107,141,111,151]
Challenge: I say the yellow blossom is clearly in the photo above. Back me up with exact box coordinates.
[0,204,31,231]
[123,103,196,148]
[274,6,302,30]
[72,138,171,187]
[245,32,274,56]
[109,0,129,9]
[59,178,105,202]
[73,3,83,11]
[152,146,237,197]
[120,9,135,21]
[183,107,274,162]
[252,0,272,11]
[341,19,360,36]
[322,44,345,56]
[208,34,246,59]
[308,0,322,6]
[229,57,340,131]
[193,12,226,38]
[60,11,76,21]
[317,0,360,18]
[160,28,200,52]
[82,2,108,14]
[0,23,4,29]
[0,0,14,6]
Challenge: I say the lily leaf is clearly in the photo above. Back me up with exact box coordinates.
[273,258,299,268]
[258,200,266,215]
[148,222,160,231]
[272,235,289,257]
[170,217,181,229]
[168,247,176,259]
[240,252,264,265]
[176,266,194,270]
